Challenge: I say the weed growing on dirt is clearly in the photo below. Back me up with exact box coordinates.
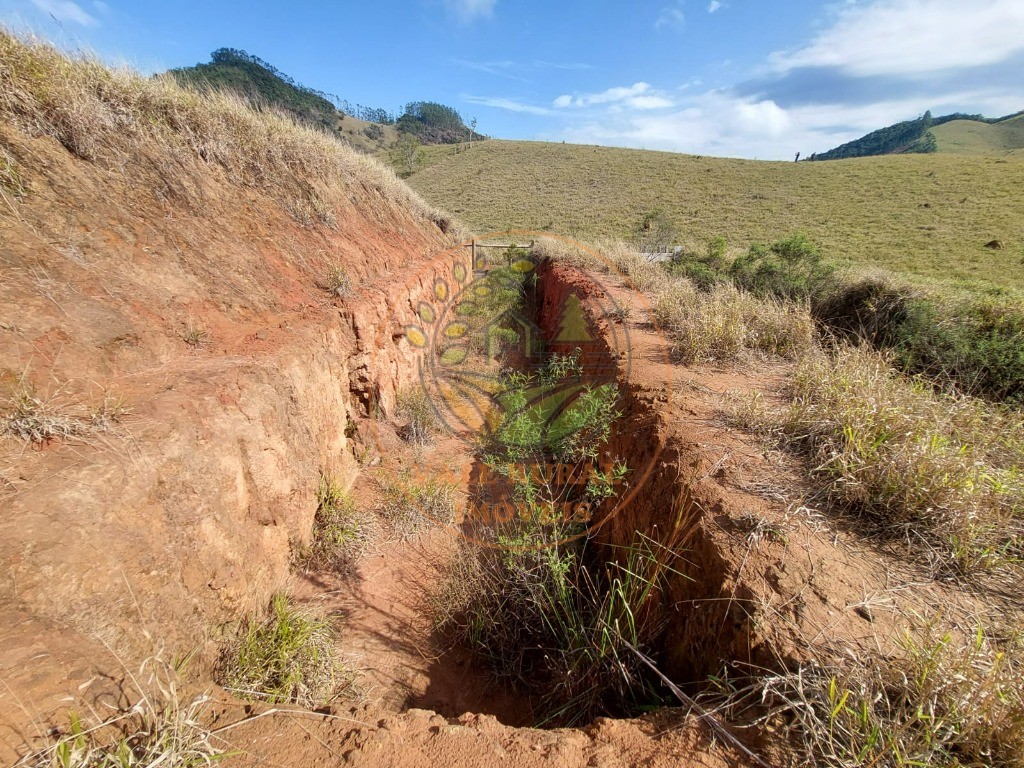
[2,388,85,442]
[297,474,375,572]
[318,265,351,297]
[395,387,437,445]
[181,322,209,349]
[377,471,457,538]
[16,657,223,768]
[218,594,344,707]
[437,523,685,725]
[781,345,1024,574]
[705,623,1024,767]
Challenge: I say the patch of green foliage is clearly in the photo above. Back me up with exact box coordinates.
[437,343,678,725]
[218,594,343,707]
[669,232,1024,405]
[438,527,675,725]
[813,110,950,161]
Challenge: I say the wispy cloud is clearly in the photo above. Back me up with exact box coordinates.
[553,82,674,110]
[655,1,685,31]
[770,0,1024,77]
[443,0,497,23]
[532,60,593,72]
[453,58,592,82]
[707,1,722,13]
[30,0,97,26]
[463,95,556,116]
[453,59,530,82]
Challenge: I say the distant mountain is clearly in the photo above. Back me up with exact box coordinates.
[810,110,1024,161]
[168,49,483,151]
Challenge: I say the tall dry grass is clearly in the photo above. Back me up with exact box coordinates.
[0,29,461,236]
[782,345,1024,573]
[706,622,1024,768]
[654,280,815,363]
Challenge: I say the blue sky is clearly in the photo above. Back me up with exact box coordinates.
[2,0,1022,159]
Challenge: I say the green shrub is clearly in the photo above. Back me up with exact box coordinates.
[891,297,1024,406]
[218,594,343,707]
[729,233,836,301]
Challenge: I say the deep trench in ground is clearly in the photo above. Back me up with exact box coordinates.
[345,258,752,730]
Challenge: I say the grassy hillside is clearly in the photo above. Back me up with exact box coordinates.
[932,115,1024,156]
[409,140,1024,294]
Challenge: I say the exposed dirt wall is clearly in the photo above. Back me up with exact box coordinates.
[0,125,467,741]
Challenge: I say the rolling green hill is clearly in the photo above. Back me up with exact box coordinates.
[932,115,1024,156]
[408,140,1024,294]
[811,110,1024,161]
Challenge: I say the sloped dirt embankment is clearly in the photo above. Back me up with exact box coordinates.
[0,122,464,753]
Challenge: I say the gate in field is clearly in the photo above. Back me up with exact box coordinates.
[466,240,535,273]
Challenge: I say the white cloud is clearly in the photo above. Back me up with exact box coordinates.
[553,82,673,110]
[464,96,555,116]
[443,0,496,23]
[30,0,97,26]
[556,86,1024,160]
[656,2,685,31]
[537,0,1023,159]
[771,0,1024,77]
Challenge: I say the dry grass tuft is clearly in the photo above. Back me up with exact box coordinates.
[655,281,815,363]
[781,345,1024,574]
[377,471,456,539]
[1,384,128,443]
[596,239,664,291]
[16,657,222,768]
[395,387,437,445]
[707,622,1024,767]
[2,388,85,442]
[317,265,352,297]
